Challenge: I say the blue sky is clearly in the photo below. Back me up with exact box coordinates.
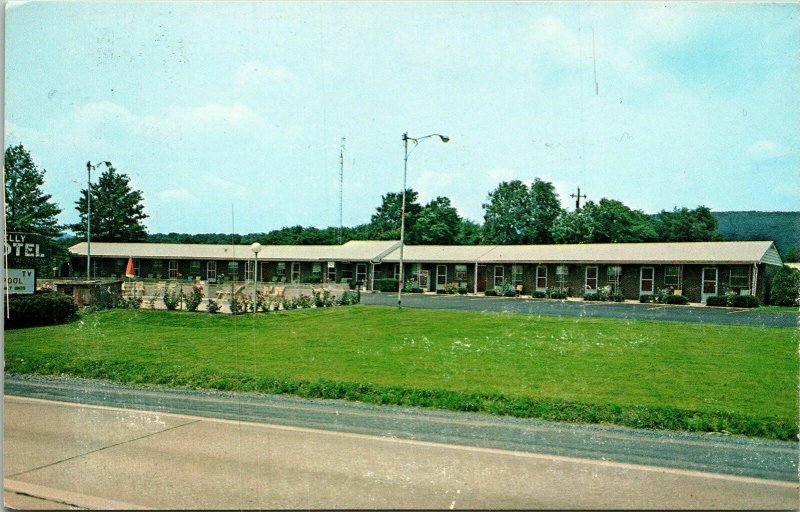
[5,1,799,234]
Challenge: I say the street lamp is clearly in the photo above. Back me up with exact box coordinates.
[251,242,262,313]
[398,133,449,308]
[85,161,112,280]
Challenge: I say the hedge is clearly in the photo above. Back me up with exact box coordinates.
[665,294,689,305]
[376,278,399,293]
[730,295,759,308]
[705,295,730,307]
[6,291,78,329]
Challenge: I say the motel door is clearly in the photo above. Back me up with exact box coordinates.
[355,263,367,286]
[436,265,447,290]
[419,270,430,291]
[701,267,718,303]
[640,267,655,296]
[291,262,301,284]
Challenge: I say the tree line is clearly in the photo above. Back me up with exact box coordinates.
[7,144,791,278]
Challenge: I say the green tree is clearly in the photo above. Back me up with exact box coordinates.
[552,199,657,244]
[4,144,67,277]
[409,196,461,245]
[369,189,421,240]
[456,219,482,245]
[551,203,596,244]
[769,266,800,306]
[529,178,563,244]
[653,206,723,242]
[72,165,148,242]
[481,179,563,244]
[4,145,62,238]
[481,180,533,244]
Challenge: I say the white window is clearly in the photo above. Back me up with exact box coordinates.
[730,266,749,288]
[585,266,598,291]
[291,262,301,283]
[512,264,524,284]
[169,260,179,279]
[207,261,217,280]
[133,259,141,276]
[312,262,322,277]
[393,264,401,281]
[189,260,201,276]
[494,266,504,287]
[455,264,467,280]
[276,262,286,276]
[536,265,548,290]
[607,266,622,293]
[341,263,353,280]
[327,261,337,282]
[355,263,367,284]
[664,265,681,287]
[555,265,569,290]
[245,260,255,281]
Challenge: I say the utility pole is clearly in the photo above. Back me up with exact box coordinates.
[338,137,345,245]
[570,187,587,210]
[86,162,92,279]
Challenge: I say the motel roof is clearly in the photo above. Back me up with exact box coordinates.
[68,240,400,263]
[69,240,783,266]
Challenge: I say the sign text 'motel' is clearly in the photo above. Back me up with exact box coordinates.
[4,233,45,258]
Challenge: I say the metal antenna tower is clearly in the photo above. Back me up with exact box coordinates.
[338,137,345,245]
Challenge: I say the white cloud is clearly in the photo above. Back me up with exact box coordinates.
[141,102,270,137]
[159,188,192,201]
[235,61,294,91]
[747,140,792,160]
[200,175,251,199]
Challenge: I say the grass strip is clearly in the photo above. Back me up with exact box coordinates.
[7,355,796,441]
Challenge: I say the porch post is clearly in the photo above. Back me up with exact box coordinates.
[370,262,375,291]
[474,262,478,294]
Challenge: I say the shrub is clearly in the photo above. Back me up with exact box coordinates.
[6,291,78,329]
[484,289,497,296]
[376,278,399,293]
[338,290,360,306]
[206,299,221,314]
[121,295,143,309]
[730,294,759,308]
[314,289,334,308]
[436,289,448,294]
[184,285,204,312]
[445,282,460,294]
[296,294,314,309]
[705,295,730,307]
[769,266,800,306]
[301,275,322,284]
[608,294,625,303]
[532,291,546,299]
[230,295,249,314]
[583,292,603,301]
[665,294,689,305]
[639,294,655,303]
[163,290,182,311]
[95,286,123,310]
[402,280,418,292]
[498,282,515,297]
[457,287,468,295]
[550,291,568,300]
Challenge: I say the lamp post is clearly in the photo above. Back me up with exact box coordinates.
[251,242,262,313]
[397,133,449,308]
[85,161,112,279]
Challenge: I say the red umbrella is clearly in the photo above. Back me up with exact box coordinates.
[125,257,135,278]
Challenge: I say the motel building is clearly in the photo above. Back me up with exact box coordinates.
[67,240,783,304]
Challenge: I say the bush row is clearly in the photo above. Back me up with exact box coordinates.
[706,294,760,308]
[639,294,690,305]
[6,291,78,329]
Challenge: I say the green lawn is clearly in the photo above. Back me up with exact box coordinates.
[5,306,797,439]
[754,305,799,314]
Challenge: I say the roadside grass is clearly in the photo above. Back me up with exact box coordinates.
[5,306,797,440]
[755,306,799,315]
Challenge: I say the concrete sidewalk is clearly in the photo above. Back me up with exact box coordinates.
[5,396,797,509]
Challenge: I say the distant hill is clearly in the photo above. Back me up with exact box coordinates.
[713,211,799,257]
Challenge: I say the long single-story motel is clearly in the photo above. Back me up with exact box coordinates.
[68,240,783,303]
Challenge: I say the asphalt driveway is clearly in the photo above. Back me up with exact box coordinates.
[362,293,797,327]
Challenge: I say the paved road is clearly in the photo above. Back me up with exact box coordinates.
[5,375,798,509]
[5,395,798,510]
[363,292,799,327]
